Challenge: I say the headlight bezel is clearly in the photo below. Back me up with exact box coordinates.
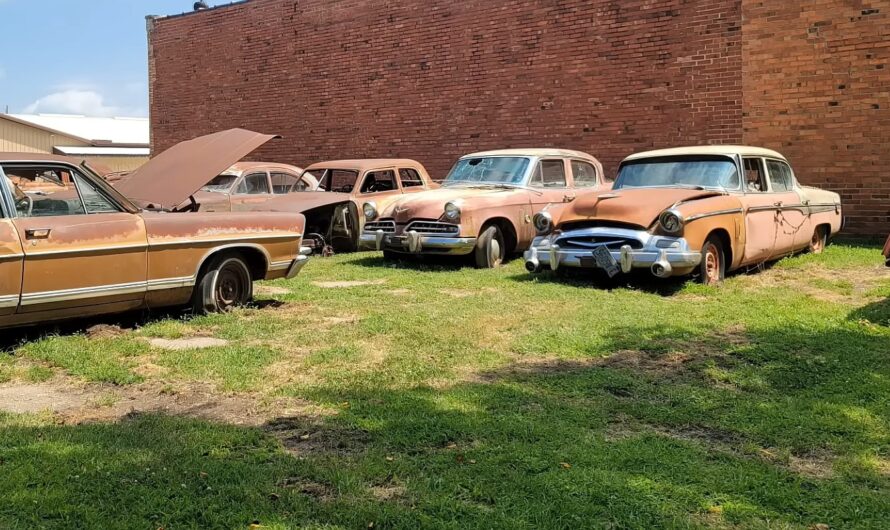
[533,211,553,235]
[444,201,461,221]
[363,201,378,221]
[658,208,685,235]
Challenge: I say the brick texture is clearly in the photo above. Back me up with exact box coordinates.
[148,0,889,235]
[741,1,890,236]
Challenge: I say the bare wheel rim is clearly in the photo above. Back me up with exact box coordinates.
[811,229,825,253]
[489,236,503,267]
[215,263,247,310]
[704,243,721,285]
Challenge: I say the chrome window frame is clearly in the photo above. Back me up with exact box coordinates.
[0,162,127,218]
[0,165,13,219]
[569,158,601,189]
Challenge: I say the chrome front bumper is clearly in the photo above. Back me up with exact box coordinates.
[286,246,313,279]
[360,230,476,256]
[524,227,701,278]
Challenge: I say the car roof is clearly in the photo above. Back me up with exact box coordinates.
[461,148,600,160]
[0,152,82,164]
[623,145,788,162]
[305,159,424,172]
[224,161,304,175]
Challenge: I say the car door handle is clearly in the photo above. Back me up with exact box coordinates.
[25,228,51,240]
[773,201,783,208]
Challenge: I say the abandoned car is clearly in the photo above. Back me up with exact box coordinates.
[361,149,607,268]
[524,146,843,284]
[883,234,890,266]
[0,153,310,330]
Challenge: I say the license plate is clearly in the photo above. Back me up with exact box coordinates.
[593,246,620,278]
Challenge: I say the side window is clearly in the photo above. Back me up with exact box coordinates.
[270,172,299,194]
[531,160,568,189]
[4,166,85,217]
[317,170,358,193]
[743,158,767,193]
[236,173,271,195]
[360,170,397,194]
[766,160,793,192]
[73,172,119,213]
[399,168,424,188]
[571,161,599,188]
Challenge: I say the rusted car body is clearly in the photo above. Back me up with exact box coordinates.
[361,149,607,268]
[524,146,843,284]
[883,235,890,267]
[0,152,309,330]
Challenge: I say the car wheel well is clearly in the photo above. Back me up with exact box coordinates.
[197,247,267,283]
[706,228,732,269]
[815,223,831,240]
[481,217,518,253]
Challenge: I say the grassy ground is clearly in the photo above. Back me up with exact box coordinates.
[1,244,889,529]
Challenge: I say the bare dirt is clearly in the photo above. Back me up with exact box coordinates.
[148,337,230,350]
[313,280,387,289]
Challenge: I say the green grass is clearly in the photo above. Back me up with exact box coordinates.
[2,244,890,528]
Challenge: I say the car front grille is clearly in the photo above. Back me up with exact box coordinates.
[405,221,460,235]
[554,235,644,251]
[365,220,396,233]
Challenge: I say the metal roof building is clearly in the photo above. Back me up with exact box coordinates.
[0,113,150,172]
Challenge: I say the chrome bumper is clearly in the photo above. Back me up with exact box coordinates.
[524,228,701,278]
[360,230,476,256]
[286,246,313,279]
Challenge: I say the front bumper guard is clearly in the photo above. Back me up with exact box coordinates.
[524,229,701,278]
[360,230,476,256]
[285,246,313,279]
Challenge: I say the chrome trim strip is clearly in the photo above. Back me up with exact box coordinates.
[0,294,19,308]
[269,260,293,271]
[149,233,301,249]
[0,253,25,262]
[20,281,147,306]
[747,205,781,213]
[24,243,148,258]
[685,208,743,222]
[146,276,195,291]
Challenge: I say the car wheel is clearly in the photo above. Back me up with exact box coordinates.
[698,235,725,286]
[192,254,253,314]
[474,225,506,269]
[808,226,827,254]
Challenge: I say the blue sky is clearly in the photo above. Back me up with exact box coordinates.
[0,0,217,117]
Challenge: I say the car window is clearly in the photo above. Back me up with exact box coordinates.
[360,170,397,194]
[236,173,271,195]
[743,158,767,193]
[1,165,123,218]
[399,168,424,188]
[530,160,568,189]
[316,169,358,193]
[766,160,794,192]
[571,161,599,188]
[270,172,300,194]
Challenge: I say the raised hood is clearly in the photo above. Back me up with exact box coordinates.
[564,188,726,228]
[117,128,279,210]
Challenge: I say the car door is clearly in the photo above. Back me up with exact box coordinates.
[523,159,574,243]
[5,163,148,314]
[741,157,786,264]
[0,169,24,317]
[765,159,812,252]
[231,171,275,211]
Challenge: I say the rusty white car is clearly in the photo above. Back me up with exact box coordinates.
[525,146,843,284]
[0,149,310,330]
[361,149,607,268]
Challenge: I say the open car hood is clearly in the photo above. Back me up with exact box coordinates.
[116,128,279,210]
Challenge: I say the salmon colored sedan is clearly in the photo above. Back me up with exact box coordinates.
[525,146,843,284]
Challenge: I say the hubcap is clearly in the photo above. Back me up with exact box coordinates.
[704,244,720,284]
[490,238,502,266]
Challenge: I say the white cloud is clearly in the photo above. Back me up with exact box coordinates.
[23,89,146,117]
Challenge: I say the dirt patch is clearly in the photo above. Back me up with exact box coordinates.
[313,280,387,289]
[369,484,407,502]
[266,416,371,456]
[255,285,291,296]
[0,383,91,414]
[278,478,337,501]
[745,262,890,304]
[148,337,229,350]
[439,289,475,298]
[322,315,360,327]
[788,453,836,480]
[388,289,412,296]
[85,324,126,339]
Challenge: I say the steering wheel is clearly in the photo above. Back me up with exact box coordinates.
[16,195,33,217]
[366,182,385,193]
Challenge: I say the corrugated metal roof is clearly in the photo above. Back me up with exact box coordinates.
[53,146,150,156]
[7,114,149,146]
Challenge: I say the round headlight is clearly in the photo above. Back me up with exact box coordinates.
[533,212,553,235]
[444,201,461,220]
[659,209,684,234]
[363,202,378,220]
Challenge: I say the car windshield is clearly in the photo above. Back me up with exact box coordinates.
[201,173,239,192]
[614,156,741,191]
[443,157,530,186]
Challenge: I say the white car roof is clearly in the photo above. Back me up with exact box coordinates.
[461,148,600,160]
[624,145,788,162]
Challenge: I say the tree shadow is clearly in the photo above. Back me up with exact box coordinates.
[508,269,690,296]
[849,298,890,327]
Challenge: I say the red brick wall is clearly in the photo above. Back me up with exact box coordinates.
[148,0,890,235]
[741,1,890,236]
[149,0,742,182]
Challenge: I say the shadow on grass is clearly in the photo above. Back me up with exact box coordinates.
[2,321,888,528]
[508,269,691,296]
[350,253,524,272]
[849,298,890,327]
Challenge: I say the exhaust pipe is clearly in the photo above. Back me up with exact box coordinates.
[651,250,672,278]
[524,248,542,273]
